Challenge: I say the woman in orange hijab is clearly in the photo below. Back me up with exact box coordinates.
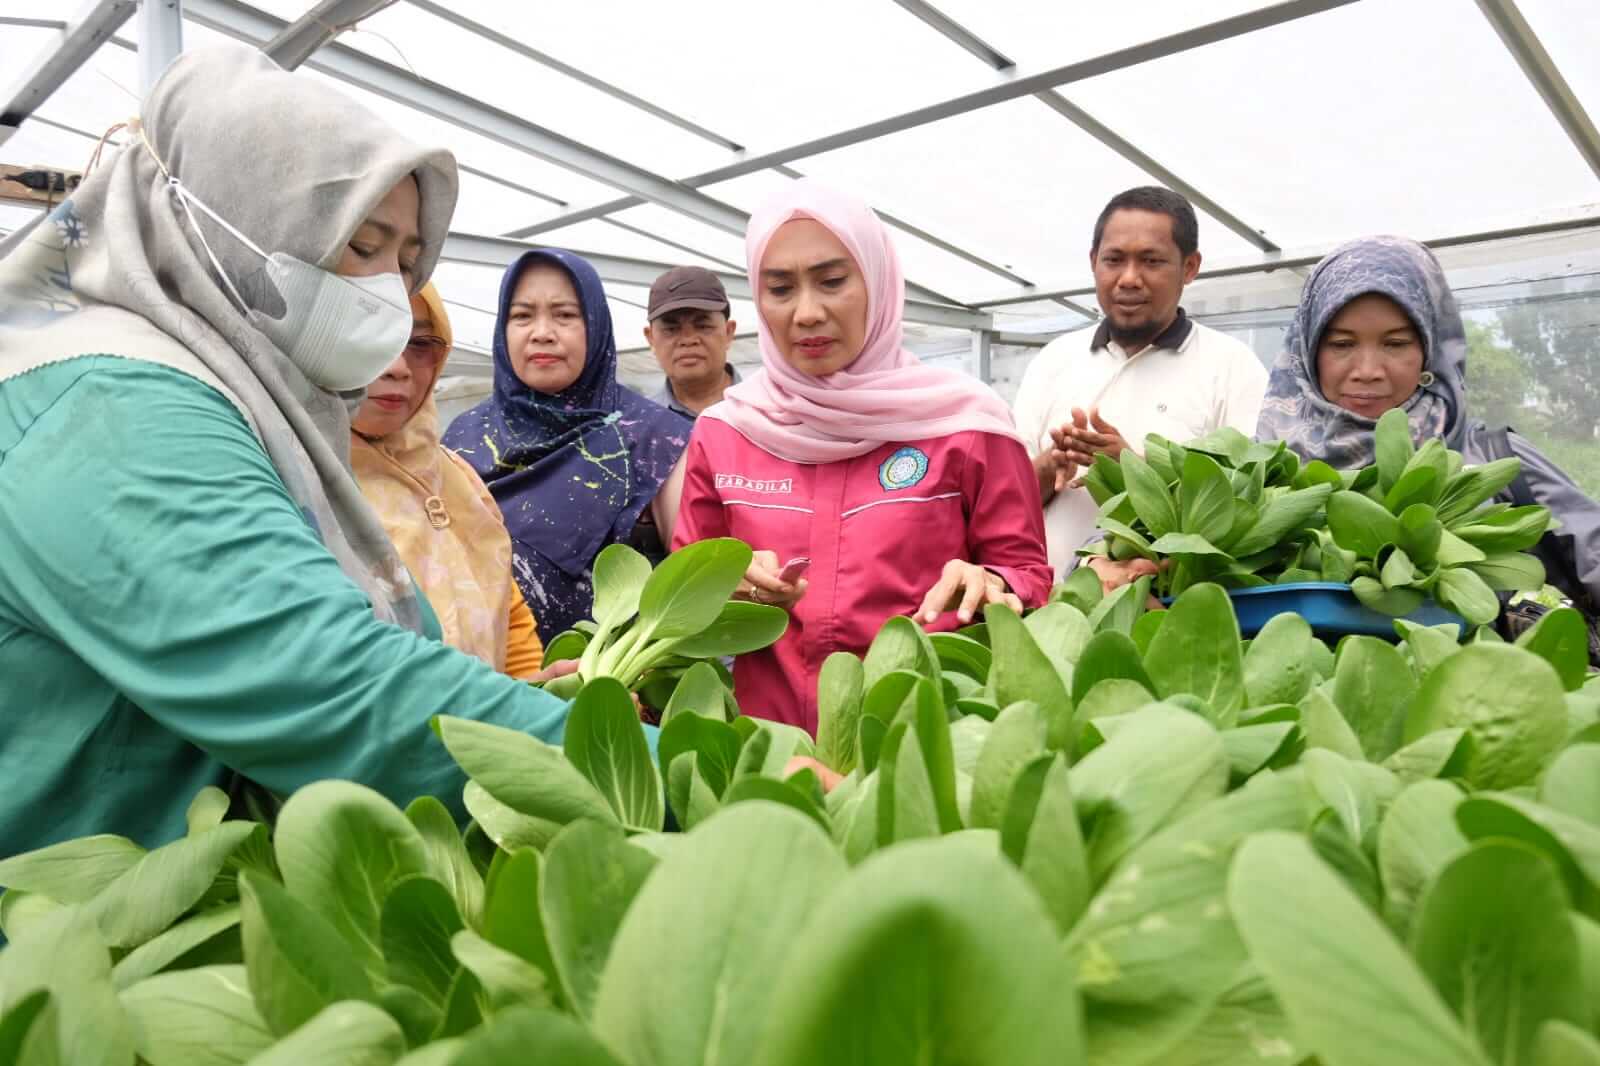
[351,283,544,676]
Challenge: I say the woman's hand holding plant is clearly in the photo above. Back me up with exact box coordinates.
[917,560,1022,626]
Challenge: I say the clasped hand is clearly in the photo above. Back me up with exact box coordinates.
[1053,406,1129,481]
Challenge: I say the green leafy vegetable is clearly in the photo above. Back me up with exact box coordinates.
[4,572,1593,1065]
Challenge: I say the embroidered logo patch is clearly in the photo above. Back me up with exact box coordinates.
[878,447,929,491]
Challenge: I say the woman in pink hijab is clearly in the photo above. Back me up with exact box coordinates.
[672,181,1052,733]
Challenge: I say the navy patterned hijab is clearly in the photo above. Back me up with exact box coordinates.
[1256,235,1471,469]
[442,249,689,641]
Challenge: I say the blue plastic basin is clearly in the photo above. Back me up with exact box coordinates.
[1170,582,1468,642]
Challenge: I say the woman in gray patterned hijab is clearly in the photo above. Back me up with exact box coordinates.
[0,44,582,856]
[1256,235,1468,468]
[0,43,457,628]
[1257,234,1600,612]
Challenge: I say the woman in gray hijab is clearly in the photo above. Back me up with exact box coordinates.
[1256,235,1600,619]
[0,45,583,857]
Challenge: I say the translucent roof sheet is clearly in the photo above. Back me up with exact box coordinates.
[427,0,1001,151]
[1522,0,1600,119]
[319,7,735,180]
[3,0,1599,376]
[785,94,1267,287]
[932,0,1269,71]
[0,25,134,172]
[1062,0,1600,252]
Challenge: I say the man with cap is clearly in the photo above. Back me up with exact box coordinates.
[1014,186,1268,578]
[644,265,741,419]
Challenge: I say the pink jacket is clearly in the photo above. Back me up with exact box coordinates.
[673,418,1053,733]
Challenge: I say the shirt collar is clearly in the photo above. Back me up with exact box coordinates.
[1091,307,1193,355]
[657,362,741,418]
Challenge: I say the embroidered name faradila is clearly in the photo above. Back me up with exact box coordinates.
[715,474,793,493]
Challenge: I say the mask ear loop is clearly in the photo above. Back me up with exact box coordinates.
[84,121,129,179]
[137,119,266,316]
[167,179,254,316]
[132,118,168,180]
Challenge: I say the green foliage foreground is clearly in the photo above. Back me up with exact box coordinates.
[2,584,1599,1066]
[1080,410,1553,624]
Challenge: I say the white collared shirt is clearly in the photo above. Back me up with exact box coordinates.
[1013,314,1268,575]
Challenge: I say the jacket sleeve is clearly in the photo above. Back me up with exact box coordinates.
[964,433,1056,607]
[0,361,574,820]
[503,582,546,679]
[669,426,730,551]
[1509,432,1600,607]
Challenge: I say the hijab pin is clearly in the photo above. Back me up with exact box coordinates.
[425,496,451,529]
[1419,371,1437,387]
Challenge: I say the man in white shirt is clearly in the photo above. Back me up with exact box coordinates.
[1013,186,1269,577]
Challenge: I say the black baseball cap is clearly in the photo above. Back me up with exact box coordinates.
[648,266,730,321]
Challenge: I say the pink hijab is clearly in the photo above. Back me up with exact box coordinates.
[702,180,1024,464]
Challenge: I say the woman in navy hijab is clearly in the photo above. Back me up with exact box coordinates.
[444,250,689,643]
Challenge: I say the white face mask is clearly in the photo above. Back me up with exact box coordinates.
[168,177,413,391]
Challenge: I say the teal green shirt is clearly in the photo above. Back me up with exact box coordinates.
[0,357,573,856]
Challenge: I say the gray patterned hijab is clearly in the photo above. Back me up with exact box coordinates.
[0,44,459,631]
[1256,235,1470,469]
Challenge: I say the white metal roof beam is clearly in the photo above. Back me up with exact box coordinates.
[458,163,567,208]
[990,331,1057,348]
[506,0,1355,244]
[866,204,1035,285]
[139,0,184,97]
[369,13,1020,290]
[0,17,69,31]
[0,0,139,146]
[191,1,968,309]
[969,210,1600,308]
[889,0,1279,253]
[874,204,1089,308]
[448,52,1055,294]
[20,113,125,146]
[400,0,743,153]
[181,0,754,238]
[1030,92,1278,253]
[1473,0,1600,182]
[767,163,1044,290]
[889,0,1015,71]
[881,0,1265,307]
[263,0,395,71]
[378,6,1046,296]
[461,167,744,273]
[441,232,993,331]
[884,5,1095,313]
[366,9,1023,296]
[2,11,758,300]
[597,217,745,273]
[692,0,1359,185]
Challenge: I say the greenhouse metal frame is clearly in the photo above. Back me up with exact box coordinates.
[2,0,1598,396]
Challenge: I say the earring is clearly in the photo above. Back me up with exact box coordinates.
[1418,371,1436,387]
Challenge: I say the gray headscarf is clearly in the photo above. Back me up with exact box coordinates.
[0,44,459,631]
[1255,235,1471,469]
